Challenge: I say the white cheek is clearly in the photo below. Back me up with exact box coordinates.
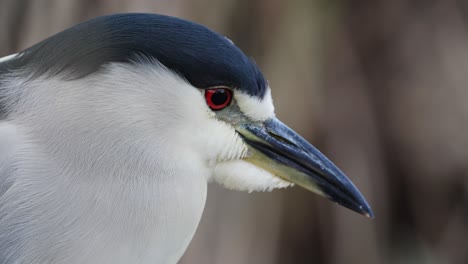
[212,160,293,192]
[235,87,275,121]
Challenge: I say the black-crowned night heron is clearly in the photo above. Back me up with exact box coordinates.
[0,13,372,263]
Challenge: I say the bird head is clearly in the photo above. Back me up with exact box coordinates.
[2,13,372,217]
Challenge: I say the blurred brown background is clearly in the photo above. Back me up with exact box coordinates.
[1,0,467,263]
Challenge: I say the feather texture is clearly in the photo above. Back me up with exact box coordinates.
[0,61,285,263]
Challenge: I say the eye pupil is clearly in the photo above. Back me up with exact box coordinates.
[211,90,228,106]
[205,88,232,110]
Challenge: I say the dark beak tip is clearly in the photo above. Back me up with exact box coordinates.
[365,211,375,219]
[329,189,374,219]
[353,190,374,218]
[360,203,374,219]
[328,171,374,218]
[339,200,374,219]
[350,194,374,219]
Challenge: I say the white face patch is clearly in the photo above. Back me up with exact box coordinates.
[235,88,275,121]
[212,160,293,192]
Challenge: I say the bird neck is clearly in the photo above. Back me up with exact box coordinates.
[2,71,209,263]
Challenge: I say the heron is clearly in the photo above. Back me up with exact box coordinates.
[0,13,372,264]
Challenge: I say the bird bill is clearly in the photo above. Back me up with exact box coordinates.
[236,118,373,218]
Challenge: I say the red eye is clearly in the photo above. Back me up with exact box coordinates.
[205,88,232,111]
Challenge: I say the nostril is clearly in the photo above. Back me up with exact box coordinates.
[267,131,298,148]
